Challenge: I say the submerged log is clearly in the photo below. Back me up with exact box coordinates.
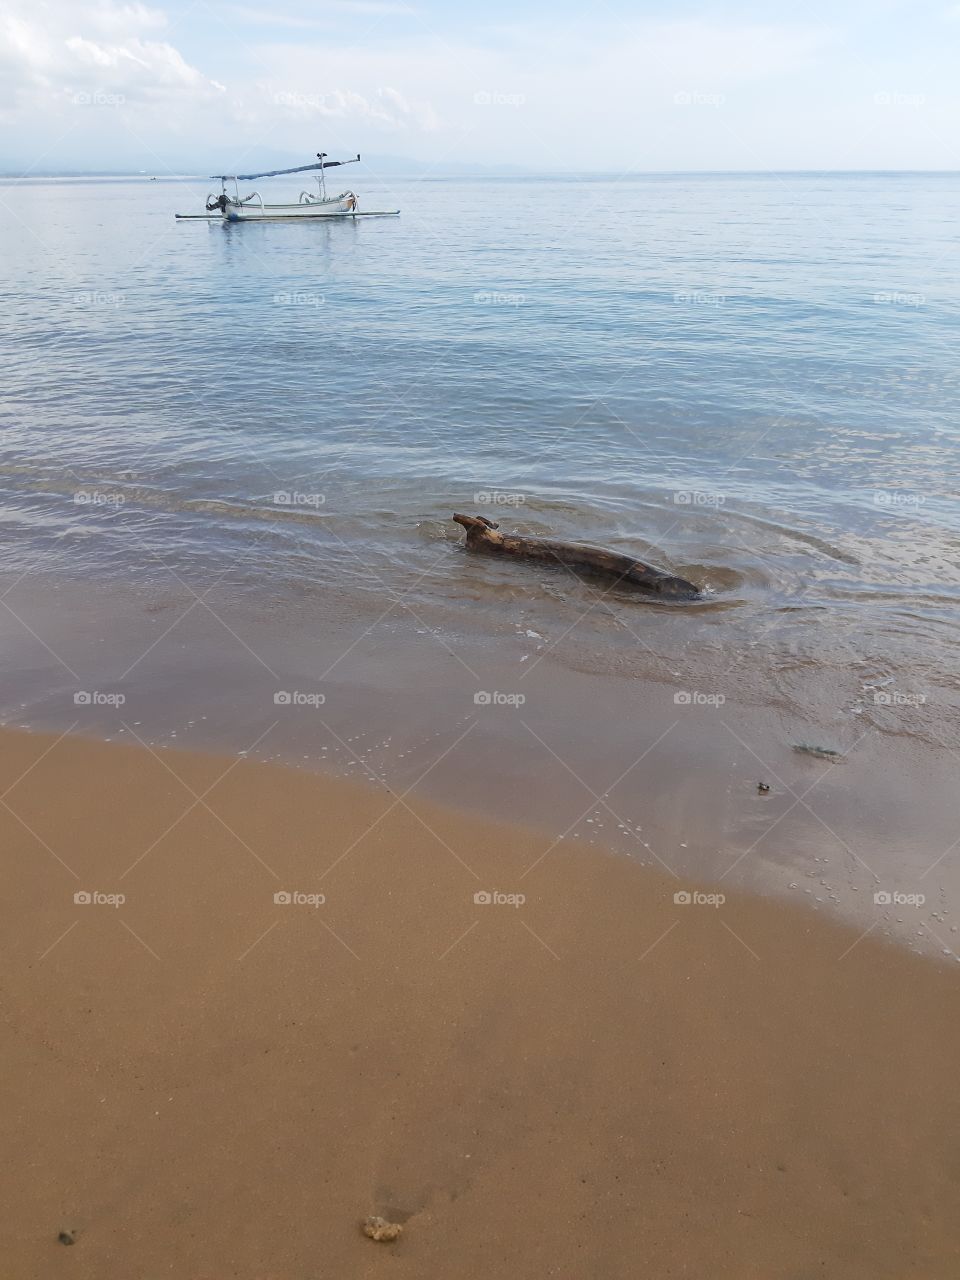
[452,514,700,600]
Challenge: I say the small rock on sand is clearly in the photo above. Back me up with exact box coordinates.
[362,1215,402,1243]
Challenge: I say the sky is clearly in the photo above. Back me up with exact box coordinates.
[1,0,959,173]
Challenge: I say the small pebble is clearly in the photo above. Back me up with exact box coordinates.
[363,1215,402,1243]
[58,1231,76,1246]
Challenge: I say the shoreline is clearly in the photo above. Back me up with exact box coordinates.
[3,724,960,1277]
[3,570,957,959]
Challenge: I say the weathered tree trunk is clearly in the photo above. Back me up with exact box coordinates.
[452,514,700,600]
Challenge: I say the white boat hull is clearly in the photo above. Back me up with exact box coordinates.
[174,162,400,222]
[225,194,358,220]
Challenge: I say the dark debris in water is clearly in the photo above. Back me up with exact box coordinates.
[792,744,844,761]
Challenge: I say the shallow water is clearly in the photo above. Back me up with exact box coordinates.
[2,171,959,951]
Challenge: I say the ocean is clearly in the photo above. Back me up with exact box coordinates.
[2,170,958,948]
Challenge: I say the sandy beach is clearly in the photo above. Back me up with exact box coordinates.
[2,725,959,1278]
[4,8,960,1276]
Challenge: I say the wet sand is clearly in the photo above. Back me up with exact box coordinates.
[6,571,960,958]
[2,725,960,1278]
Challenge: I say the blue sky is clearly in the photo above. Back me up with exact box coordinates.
[2,0,959,172]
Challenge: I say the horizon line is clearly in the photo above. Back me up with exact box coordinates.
[4,166,960,180]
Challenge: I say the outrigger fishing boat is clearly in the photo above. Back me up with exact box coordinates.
[175,152,399,222]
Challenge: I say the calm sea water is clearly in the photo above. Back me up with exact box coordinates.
[3,172,958,713]
[2,173,960,947]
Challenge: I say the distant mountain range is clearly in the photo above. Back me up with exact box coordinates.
[0,151,536,179]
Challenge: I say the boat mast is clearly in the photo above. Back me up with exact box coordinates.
[317,152,327,200]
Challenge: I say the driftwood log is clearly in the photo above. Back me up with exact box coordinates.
[453,514,700,600]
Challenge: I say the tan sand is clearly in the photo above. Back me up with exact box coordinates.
[1,726,958,1278]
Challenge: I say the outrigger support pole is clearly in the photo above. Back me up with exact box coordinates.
[210,154,361,182]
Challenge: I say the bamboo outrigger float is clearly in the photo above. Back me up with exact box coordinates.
[175,152,399,222]
[453,514,701,600]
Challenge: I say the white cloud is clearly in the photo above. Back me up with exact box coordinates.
[1,3,958,171]
[0,0,223,115]
[239,19,835,164]
[62,34,225,103]
[266,82,439,131]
